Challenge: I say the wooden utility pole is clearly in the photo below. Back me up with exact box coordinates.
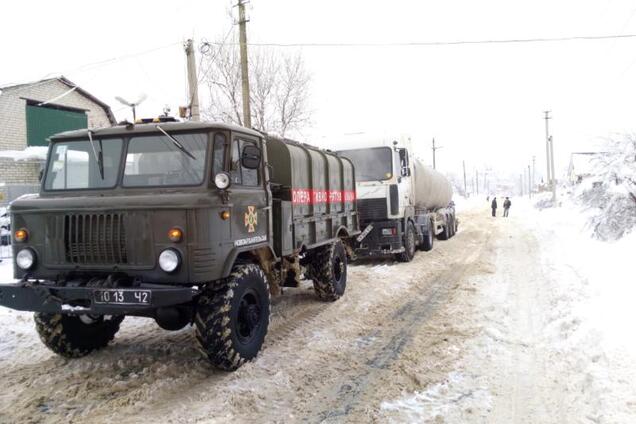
[544,111,552,186]
[462,160,467,197]
[238,0,251,128]
[184,39,200,121]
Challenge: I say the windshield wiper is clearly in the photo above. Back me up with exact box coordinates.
[88,130,105,180]
[156,125,196,160]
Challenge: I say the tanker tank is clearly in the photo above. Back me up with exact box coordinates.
[411,159,453,210]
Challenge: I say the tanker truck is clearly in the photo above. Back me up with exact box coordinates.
[0,119,359,370]
[338,141,456,261]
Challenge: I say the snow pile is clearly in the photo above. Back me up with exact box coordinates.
[571,135,636,240]
[0,146,48,161]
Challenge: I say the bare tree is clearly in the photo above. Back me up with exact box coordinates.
[200,38,311,137]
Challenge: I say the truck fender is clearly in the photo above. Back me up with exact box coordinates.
[221,243,277,278]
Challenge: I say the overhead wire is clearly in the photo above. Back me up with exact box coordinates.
[206,33,636,48]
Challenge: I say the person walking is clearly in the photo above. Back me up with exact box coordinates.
[491,197,497,217]
[503,197,512,217]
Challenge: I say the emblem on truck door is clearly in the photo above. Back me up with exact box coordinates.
[244,206,258,232]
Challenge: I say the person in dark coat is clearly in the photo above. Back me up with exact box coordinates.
[491,197,497,217]
[503,197,512,217]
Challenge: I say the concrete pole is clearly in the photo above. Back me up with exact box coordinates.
[238,0,251,128]
[528,164,532,199]
[184,39,200,121]
[462,160,467,197]
[549,135,557,202]
[544,111,552,187]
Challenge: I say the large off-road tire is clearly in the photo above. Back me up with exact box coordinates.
[419,220,434,252]
[309,240,347,301]
[34,313,124,358]
[448,216,455,238]
[195,264,270,371]
[396,221,416,262]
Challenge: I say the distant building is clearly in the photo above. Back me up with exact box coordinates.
[567,152,600,184]
[0,76,115,204]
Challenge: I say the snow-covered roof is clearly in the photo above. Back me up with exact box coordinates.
[0,146,48,162]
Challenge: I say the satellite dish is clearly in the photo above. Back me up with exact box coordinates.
[115,94,147,121]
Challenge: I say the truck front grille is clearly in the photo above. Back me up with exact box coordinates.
[357,198,387,223]
[64,213,127,265]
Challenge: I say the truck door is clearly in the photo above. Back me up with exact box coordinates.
[229,134,269,248]
[397,148,413,214]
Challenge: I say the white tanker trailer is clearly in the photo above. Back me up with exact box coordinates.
[339,141,457,261]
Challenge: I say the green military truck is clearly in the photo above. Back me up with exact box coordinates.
[0,119,359,370]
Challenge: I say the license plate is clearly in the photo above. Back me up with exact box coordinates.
[93,289,152,305]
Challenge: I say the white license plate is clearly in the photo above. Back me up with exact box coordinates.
[93,289,152,305]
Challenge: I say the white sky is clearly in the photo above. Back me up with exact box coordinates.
[2,0,636,182]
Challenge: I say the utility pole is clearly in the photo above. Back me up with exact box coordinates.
[238,0,251,128]
[431,138,442,169]
[520,174,524,196]
[475,170,479,195]
[532,155,536,194]
[544,111,552,187]
[549,135,557,202]
[528,164,532,199]
[462,160,467,197]
[184,39,200,121]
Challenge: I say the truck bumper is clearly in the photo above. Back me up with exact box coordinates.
[355,221,404,257]
[0,281,200,315]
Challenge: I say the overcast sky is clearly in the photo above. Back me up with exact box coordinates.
[2,0,636,181]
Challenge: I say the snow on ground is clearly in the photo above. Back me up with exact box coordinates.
[380,196,636,423]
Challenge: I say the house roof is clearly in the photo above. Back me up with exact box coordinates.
[0,76,116,125]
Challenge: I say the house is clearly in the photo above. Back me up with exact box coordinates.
[567,152,599,184]
[0,76,116,204]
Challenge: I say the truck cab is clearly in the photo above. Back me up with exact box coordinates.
[1,120,358,370]
[339,141,456,262]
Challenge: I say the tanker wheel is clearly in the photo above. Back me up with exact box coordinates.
[448,217,455,238]
[396,221,416,262]
[195,264,270,371]
[420,220,434,252]
[437,218,451,240]
[34,313,124,358]
[310,240,347,301]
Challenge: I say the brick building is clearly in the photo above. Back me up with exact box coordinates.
[0,76,116,203]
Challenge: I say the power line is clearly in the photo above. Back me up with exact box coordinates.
[208,33,636,48]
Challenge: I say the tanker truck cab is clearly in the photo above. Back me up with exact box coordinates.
[339,141,456,262]
[0,120,358,371]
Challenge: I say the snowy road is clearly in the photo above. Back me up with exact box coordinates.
[0,202,634,423]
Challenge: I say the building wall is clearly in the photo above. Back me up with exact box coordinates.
[0,79,112,188]
[0,79,112,151]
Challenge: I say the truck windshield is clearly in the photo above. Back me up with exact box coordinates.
[44,139,123,190]
[339,147,393,182]
[123,133,208,187]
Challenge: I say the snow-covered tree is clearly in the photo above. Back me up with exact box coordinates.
[577,135,636,240]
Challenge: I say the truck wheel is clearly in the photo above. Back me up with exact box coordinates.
[437,219,450,240]
[448,217,455,238]
[34,313,124,358]
[195,264,270,371]
[310,240,347,301]
[396,221,416,262]
[420,220,434,252]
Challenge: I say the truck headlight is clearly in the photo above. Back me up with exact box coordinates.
[16,248,35,270]
[158,249,180,273]
[214,172,231,189]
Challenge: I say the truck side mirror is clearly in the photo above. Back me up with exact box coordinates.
[241,144,261,169]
